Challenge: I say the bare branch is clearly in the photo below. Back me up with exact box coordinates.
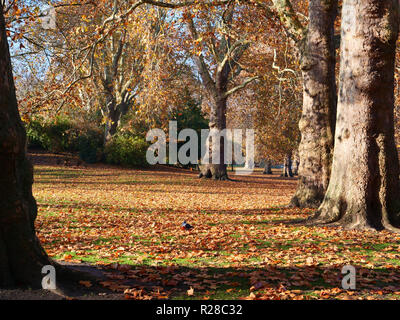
[141,0,231,8]
[187,17,216,95]
[225,76,259,97]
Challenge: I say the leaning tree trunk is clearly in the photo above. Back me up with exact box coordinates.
[199,94,228,180]
[315,0,400,231]
[0,10,53,287]
[290,0,338,208]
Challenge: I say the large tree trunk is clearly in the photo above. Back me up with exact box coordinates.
[104,116,119,144]
[104,101,129,143]
[315,0,400,231]
[0,10,53,287]
[290,0,338,208]
[199,94,228,180]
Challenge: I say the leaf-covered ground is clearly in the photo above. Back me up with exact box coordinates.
[31,152,400,300]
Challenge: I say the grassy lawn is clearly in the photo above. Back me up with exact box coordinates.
[33,162,400,300]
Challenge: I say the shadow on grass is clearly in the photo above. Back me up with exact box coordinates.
[50,262,400,300]
[37,201,305,218]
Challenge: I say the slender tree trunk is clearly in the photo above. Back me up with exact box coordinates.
[292,152,300,176]
[315,0,400,231]
[282,152,293,177]
[199,94,228,180]
[290,0,338,208]
[0,10,53,287]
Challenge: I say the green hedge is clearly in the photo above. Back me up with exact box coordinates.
[26,118,150,167]
[77,130,104,164]
[26,117,73,152]
[104,134,149,168]
[26,119,47,149]
[26,117,104,163]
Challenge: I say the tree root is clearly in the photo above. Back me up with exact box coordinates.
[55,263,100,283]
[287,210,400,234]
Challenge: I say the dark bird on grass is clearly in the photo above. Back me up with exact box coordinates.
[181,221,194,230]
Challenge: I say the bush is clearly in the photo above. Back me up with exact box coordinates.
[25,117,150,167]
[26,117,73,152]
[25,117,105,163]
[45,117,73,152]
[78,129,104,164]
[104,134,149,167]
[26,119,46,149]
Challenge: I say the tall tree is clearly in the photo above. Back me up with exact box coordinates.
[271,0,339,208]
[185,4,258,180]
[92,23,142,143]
[315,0,400,231]
[0,4,53,287]
[254,0,337,207]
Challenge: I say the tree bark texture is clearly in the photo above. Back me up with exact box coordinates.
[316,0,400,231]
[290,0,338,208]
[199,94,229,180]
[0,10,53,287]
